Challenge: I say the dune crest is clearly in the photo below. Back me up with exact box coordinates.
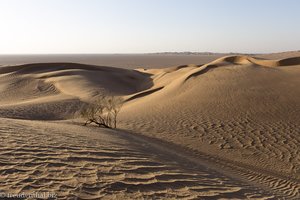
[136,55,300,91]
[213,55,300,67]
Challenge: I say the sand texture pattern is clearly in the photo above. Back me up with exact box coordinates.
[0,55,299,199]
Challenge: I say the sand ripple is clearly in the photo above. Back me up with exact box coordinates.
[0,118,275,199]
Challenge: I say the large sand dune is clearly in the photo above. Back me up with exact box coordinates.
[0,55,299,199]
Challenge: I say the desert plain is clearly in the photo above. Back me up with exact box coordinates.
[0,52,299,199]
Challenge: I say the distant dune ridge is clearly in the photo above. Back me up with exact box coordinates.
[0,54,299,199]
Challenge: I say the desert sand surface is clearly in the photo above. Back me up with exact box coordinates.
[0,118,274,199]
[0,51,299,69]
[0,53,299,199]
[0,54,225,69]
[260,51,300,60]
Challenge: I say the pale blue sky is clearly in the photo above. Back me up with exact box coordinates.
[0,0,299,54]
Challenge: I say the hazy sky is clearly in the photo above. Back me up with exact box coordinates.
[0,0,299,54]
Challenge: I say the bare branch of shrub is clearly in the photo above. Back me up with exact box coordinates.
[80,95,123,128]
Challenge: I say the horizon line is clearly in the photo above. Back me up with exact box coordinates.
[0,50,299,56]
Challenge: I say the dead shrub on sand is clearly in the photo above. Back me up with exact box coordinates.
[80,95,123,128]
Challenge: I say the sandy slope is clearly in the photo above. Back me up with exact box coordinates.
[0,118,274,199]
[121,56,300,198]
[0,54,299,199]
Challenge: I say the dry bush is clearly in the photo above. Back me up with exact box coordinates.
[80,95,123,128]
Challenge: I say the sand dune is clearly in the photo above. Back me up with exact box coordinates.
[0,63,150,119]
[0,55,299,199]
[260,51,300,60]
[121,56,300,198]
[0,118,276,199]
